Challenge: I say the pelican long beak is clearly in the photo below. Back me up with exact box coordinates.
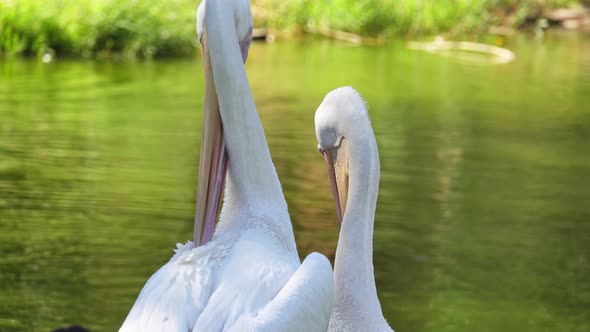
[321,148,343,225]
[194,25,251,247]
[319,144,349,226]
[194,27,226,247]
[319,138,349,226]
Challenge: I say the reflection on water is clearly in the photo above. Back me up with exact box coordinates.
[1,32,589,331]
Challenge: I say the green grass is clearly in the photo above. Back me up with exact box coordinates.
[255,0,581,36]
[0,0,582,58]
[0,0,196,58]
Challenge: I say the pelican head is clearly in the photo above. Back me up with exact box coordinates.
[193,0,253,247]
[316,87,391,331]
[197,0,253,61]
[315,87,368,225]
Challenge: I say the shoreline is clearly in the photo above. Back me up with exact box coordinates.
[0,1,588,59]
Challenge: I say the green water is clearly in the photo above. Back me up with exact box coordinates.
[1,32,589,331]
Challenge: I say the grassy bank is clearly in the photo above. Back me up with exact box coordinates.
[0,0,196,58]
[0,0,582,58]
[257,0,582,36]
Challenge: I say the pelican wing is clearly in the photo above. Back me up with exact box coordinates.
[224,252,334,332]
[119,242,217,332]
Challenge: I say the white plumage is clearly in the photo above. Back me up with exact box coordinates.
[119,0,334,330]
[315,87,394,332]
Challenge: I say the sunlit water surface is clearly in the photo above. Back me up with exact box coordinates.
[1,32,589,331]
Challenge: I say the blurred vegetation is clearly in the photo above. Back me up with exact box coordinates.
[255,0,583,36]
[0,0,583,58]
[0,0,196,58]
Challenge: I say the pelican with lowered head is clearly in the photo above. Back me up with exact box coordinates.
[119,0,333,331]
[315,87,394,332]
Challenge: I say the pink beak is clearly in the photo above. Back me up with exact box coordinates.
[194,25,251,247]
[320,148,343,226]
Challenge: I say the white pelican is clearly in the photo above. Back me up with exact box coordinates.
[119,0,333,330]
[315,87,394,332]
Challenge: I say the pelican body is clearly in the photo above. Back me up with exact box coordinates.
[119,0,333,330]
[315,87,394,332]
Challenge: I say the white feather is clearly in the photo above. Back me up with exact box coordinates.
[119,1,334,331]
[316,87,394,332]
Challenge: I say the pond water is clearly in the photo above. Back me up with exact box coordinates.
[1,32,589,332]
